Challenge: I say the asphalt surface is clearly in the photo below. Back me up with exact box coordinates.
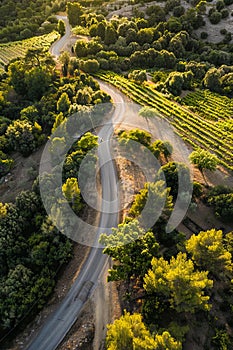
[26,82,125,350]
[49,16,71,58]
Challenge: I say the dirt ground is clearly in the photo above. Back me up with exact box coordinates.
[0,146,44,203]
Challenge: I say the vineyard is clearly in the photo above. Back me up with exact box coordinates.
[181,90,233,122]
[96,71,233,171]
[0,31,59,68]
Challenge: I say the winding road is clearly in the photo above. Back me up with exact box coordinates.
[49,16,72,58]
[26,41,126,349]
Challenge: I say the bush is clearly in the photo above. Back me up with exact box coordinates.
[192,181,203,198]
[209,11,222,24]
[201,31,208,39]
[80,59,100,73]
[220,28,227,35]
[224,0,233,4]
[216,0,225,10]
[221,8,229,17]
[173,5,185,17]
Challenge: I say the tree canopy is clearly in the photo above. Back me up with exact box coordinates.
[106,312,182,350]
[186,229,233,276]
[144,252,213,313]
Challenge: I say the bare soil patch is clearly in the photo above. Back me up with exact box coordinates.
[0,146,44,203]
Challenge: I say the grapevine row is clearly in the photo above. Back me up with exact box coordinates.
[0,32,59,67]
[96,72,233,171]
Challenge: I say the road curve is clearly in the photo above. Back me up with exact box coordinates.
[49,16,72,58]
[26,83,125,350]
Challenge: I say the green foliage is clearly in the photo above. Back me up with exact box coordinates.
[119,128,151,147]
[203,68,221,93]
[106,311,182,350]
[129,181,173,222]
[58,20,65,36]
[157,161,191,199]
[150,140,173,160]
[212,328,230,350]
[0,32,58,67]
[209,11,222,24]
[104,25,118,45]
[80,59,100,73]
[63,132,98,179]
[25,67,51,101]
[139,106,157,128]
[62,177,83,213]
[75,40,88,58]
[0,151,13,177]
[0,0,60,43]
[128,70,147,84]
[144,252,213,313]
[20,105,39,123]
[0,193,72,330]
[186,229,233,275]
[99,220,159,281]
[57,92,71,114]
[6,119,42,156]
[95,72,233,171]
[189,148,218,182]
[67,2,83,27]
[207,192,233,222]
[165,71,193,96]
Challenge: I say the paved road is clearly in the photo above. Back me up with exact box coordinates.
[26,83,125,350]
[49,16,71,58]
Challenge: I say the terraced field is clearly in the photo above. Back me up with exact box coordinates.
[0,31,59,68]
[96,71,233,171]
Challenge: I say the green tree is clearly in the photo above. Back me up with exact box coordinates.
[67,2,83,27]
[150,140,173,161]
[119,128,151,148]
[157,161,191,199]
[106,312,181,350]
[104,25,118,45]
[76,132,98,152]
[186,229,232,276]
[80,59,100,73]
[58,19,65,36]
[189,148,218,185]
[154,332,182,350]
[0,152,13,177]
[99,220,159,281]
[25,67,51,101]
[129,181,173,223]
[75,40,87,58]
[144,252,213,313]
[25,49,55,71]
[59,51,70,76]
[208,192,233,222]
[96,21,106,40]
[62,177,83,213]
[8,60,27,96]
[128,70,147,84]
[57,92,71,114]
[137,28,154,45]
[139,106,157,132]
[20,105,39,122]
[203,68,221,93]
[51,113,66,134]
[6,120,42,156]
[165,72,184,96]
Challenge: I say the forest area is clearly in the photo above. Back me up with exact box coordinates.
[0,0,233,349]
